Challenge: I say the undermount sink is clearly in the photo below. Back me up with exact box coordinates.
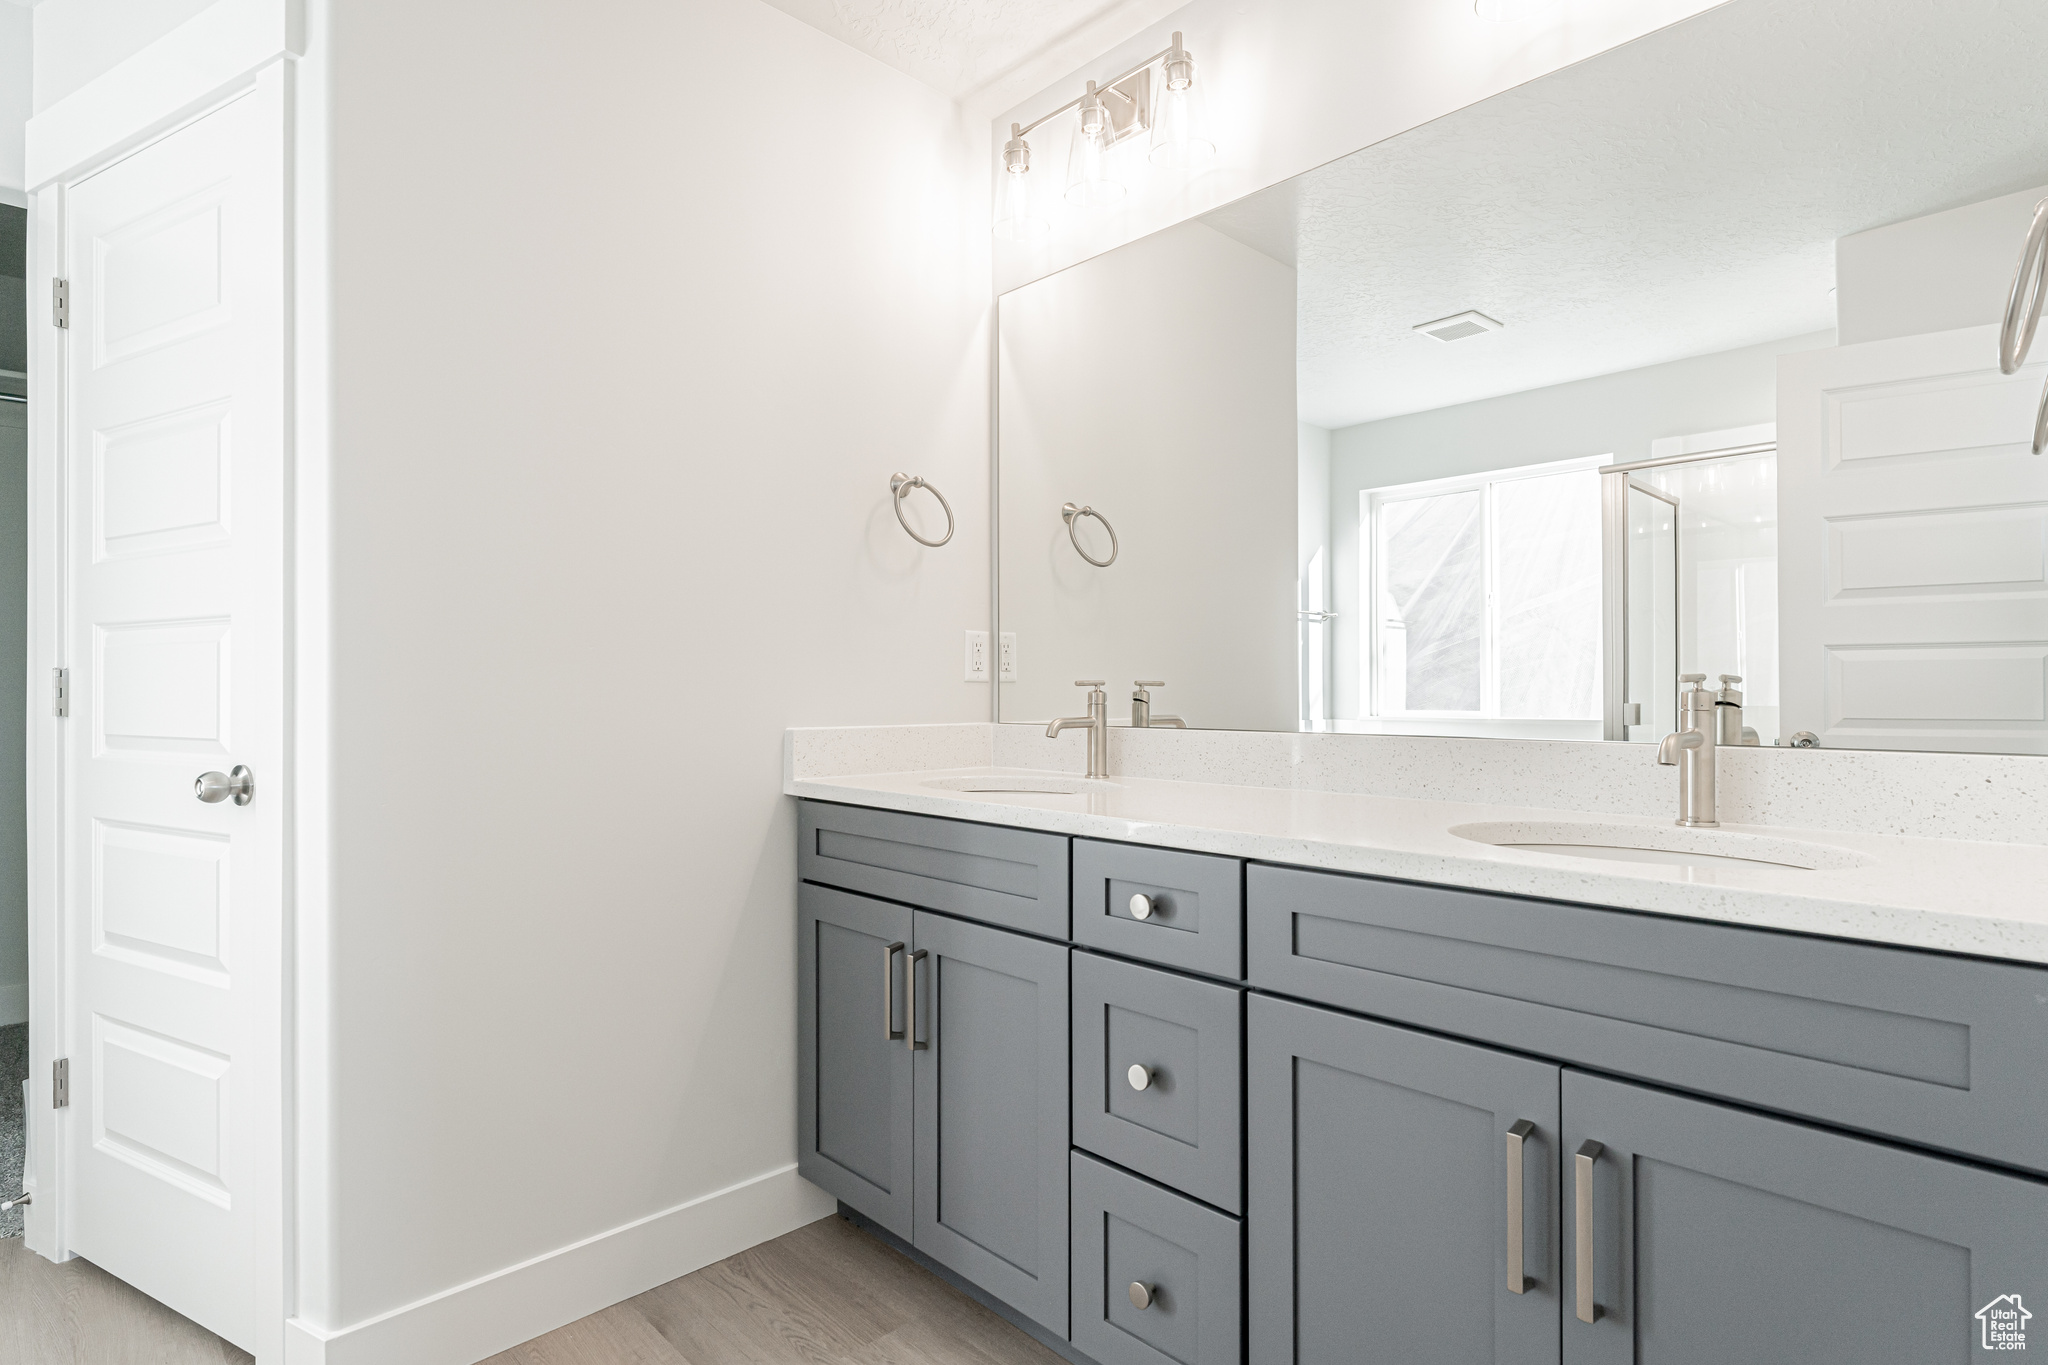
[921,774,1118,796]
[1450,820,1875,873]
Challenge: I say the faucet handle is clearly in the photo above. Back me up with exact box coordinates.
[1134,680,1164,689]
[1679,673,1707,686]
[1718,674,1742,686]
[1075,679,1105,688]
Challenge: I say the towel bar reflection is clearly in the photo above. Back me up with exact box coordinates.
[890,473,954,547]
[1062,502,1119,567]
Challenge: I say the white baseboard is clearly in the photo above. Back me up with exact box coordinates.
[0,980,26,1027]
[283,1164,835,1365]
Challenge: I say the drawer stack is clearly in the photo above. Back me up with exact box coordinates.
[1068,840,1246,1365]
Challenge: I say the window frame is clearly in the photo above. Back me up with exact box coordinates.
[1361,454,1608,720]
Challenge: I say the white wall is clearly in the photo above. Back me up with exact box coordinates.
[310,0,989,1338]
[998,218,1296,732]
[0,2,29,200]
[991,0,1728,295]
[28,0,210,112]
[1327,330,1830,720]
[1837,183,2048,345]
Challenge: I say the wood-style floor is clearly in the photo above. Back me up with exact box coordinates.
[1,1215,1065,1365]
[0,1235,254,1364]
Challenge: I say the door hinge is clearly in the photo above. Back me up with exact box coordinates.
[52,1058,69,1109]
[52,667,68,718]
[51,278,69,329]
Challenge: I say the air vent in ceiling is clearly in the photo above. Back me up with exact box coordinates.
[1413,310,1503,342]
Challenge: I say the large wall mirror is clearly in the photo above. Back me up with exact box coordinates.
[996,0,2048,755]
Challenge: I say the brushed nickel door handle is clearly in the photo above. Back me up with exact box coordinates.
[883,942,904,1040]
[906,950,928,1052]
[194,765,254,806]
[1506,1119,1535,1293]
[1575,1140,1604,1323]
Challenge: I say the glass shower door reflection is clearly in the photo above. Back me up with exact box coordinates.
[1625,482,1678,743]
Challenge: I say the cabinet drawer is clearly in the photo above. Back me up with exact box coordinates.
[1072,952,1244,1213]
[799,800,1069,939]
[1249,862,2048,1175]
[1071,1152,1242,1365]
[1072,839,1242,978]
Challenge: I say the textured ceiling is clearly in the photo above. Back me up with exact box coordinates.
[1201,0,2048,429]
[756,0,1161,101]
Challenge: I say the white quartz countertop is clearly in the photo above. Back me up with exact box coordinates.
[787,765,2048,965]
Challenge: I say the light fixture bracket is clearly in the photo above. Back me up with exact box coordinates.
[1096,67,1153,147]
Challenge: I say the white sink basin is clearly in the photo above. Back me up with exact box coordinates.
[1450,820,1874,873]
[921,774,1118,796]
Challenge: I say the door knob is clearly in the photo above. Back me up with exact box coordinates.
[1127,1063,1154,1091]
[195,765,255,806]
[1128,1282,1154,1310]
[1128,893,1155,920]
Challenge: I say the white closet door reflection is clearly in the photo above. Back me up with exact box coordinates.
[1376,490,1483,713]
[1495,468,1602,720]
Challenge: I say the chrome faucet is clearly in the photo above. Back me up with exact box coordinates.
[1131,681,1187,729]
[1716,674,1760,746]
[1047,680,1111,779]
[1657,674,1718,826]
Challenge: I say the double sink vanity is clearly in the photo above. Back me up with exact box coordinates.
[790,724,2048,1365]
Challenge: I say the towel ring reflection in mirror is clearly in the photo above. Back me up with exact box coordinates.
[1997,197,2048,453]
[890,473,954,547]
[1062,502,1118,567]
[2001,197,2048,375]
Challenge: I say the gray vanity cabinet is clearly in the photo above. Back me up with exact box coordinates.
[1561,1070,2048,1364]
[795,875,1071,1337]
[1247,993,1564,1365]
[910,909,1072,1336]
[797,883,915,1239]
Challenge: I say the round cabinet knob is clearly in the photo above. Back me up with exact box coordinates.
[1128,893,1154,920]
[1127,1063,1153,1091]
[194,765,255,806]
[1128,1282,1154,1311]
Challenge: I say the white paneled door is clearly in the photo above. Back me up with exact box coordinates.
[60,77,285,1352]
[1778,324,2048,753]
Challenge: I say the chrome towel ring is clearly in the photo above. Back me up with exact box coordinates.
[890,473,954,547]
[1061,502,1118,567]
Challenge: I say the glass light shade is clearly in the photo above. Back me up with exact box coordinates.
[994,165,1049,240]
[1065,102,1126,208]
[1148,82,1216,170]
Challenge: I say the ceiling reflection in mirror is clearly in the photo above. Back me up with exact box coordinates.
[996,0,2048,754]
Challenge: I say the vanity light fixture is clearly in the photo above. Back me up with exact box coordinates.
[1149,33,1215,169]
[996,127,1049,239]
[994,31,1211,235]
[1067,81,1127,208]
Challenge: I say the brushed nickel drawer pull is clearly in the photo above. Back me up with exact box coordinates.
[1575,1139,1604,1323]
[1507,1119,1534,1293]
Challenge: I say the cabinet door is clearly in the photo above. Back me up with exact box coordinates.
[1249,995,1562,1365]
[911,911,1071,1335]
[797,884,914,1238]
[1563,1070,2048,1364]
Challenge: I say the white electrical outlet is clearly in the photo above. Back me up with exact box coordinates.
[965,630,991,682]
[998,633,1018,682]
